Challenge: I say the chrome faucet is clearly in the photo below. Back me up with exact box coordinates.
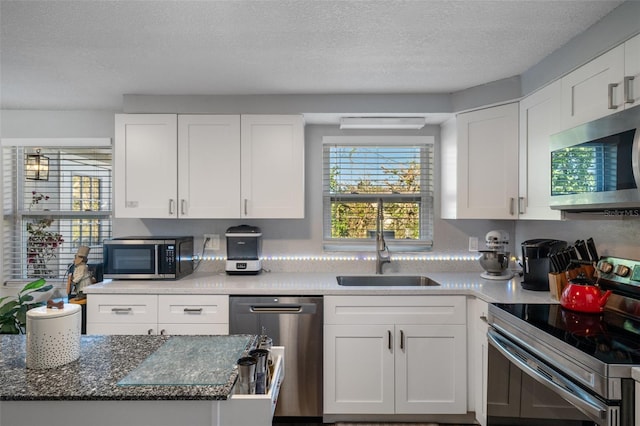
[375,198,391,274]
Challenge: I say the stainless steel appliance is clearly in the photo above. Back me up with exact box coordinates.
[521,239,567,291]
[225,225,262,275]
[103,236,193,280]
[550,106,640,211]
[229,296,323,418]
[488,255,640,426]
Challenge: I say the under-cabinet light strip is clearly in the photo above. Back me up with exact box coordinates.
[195,255,480,262]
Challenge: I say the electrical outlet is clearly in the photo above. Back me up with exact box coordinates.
[468,236,479,252]
[203,234,220,250]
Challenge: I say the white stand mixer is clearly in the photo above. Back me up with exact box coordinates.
[478,230,514,280]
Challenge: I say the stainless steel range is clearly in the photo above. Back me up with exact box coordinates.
[488,256,640,426]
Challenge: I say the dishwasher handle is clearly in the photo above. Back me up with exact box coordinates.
[248,303,317,314]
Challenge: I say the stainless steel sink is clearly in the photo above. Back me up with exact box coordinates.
[336,275,440,287]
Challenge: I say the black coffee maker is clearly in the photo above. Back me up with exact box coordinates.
[521,239,567,291]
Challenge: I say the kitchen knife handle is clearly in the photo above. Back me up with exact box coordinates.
[608,83,619,109]
[624,76,635,104]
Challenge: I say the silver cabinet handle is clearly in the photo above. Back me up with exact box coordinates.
[169,199,175,215]
[111,307,133,313]
[400,329,405,350]
[180,199,186,215]
[624,76,635,104]
[509,197,515,216]
[183,307,203,314]
[244,199,248,216]
[388,330,392,350]
[147,328,154,335]
[608,83,619,110]
[160,329,167,335]
[518,197,525,215]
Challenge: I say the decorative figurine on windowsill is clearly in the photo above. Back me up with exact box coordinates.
[69,246,94,300]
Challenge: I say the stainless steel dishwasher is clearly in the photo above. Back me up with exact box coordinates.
[229,296,323,418]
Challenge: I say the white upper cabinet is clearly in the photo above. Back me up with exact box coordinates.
[115,114,305,219]
[441,103,519,219]
[240,114,305,219]
[625,33,640,107]
[518,81,562,220]
[561,33,640,129]
[178,115,240,218]
[115,114,178,218]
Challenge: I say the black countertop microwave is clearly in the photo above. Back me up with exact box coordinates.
[103,236,194,280]
[550,106,640,212]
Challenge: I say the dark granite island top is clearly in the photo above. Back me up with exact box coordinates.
[0,334,281,426]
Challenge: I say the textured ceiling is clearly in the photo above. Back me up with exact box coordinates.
[0,0,625,111]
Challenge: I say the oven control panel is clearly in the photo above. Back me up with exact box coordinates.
[597,256,640,285]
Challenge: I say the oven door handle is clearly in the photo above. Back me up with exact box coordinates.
[487,329,611,426]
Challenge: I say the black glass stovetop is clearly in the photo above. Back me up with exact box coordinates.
[494,303,640,365]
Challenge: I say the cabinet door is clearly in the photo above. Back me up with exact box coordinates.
[624,34,640,108]
[518,81,562,220]
[456,103,519,219]
[177,115,240,218]
[240,115,305,218]
[561,45,625,129]
[114,114,178,218]
[395,324,467,414]
[324,324,395,414]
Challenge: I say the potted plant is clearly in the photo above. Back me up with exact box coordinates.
[26,191,64,278]
[0,278,53,334]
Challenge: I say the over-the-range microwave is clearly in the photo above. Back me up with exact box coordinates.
[550,106,640,212]
[103,236,194,280]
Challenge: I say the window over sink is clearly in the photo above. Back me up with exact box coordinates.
[322,136,434,252]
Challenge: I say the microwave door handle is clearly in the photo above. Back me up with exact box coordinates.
[633,131,640,190]
[154,245,160,275]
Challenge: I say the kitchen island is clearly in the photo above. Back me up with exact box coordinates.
[0,334,284,426]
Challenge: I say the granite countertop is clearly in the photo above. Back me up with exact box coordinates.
[84,271,557,304]
[0,334,257,401]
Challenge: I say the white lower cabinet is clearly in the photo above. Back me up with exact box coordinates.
[324,296,467,416]
[468,298,489,426]
[87,294,229,335]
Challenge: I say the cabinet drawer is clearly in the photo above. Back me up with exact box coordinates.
[87,294,158,324]
[324,295,466,325]
[158,295,229,324]
[221,347,284,426]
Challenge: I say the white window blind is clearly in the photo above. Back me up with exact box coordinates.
[2,144,112,282]
[322,136,434,251]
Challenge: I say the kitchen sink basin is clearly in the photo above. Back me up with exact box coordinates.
[336,275,440,287]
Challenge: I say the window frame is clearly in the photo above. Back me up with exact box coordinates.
[322,136,435,252]
[1,138,112,283]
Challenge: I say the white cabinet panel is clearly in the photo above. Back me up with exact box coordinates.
[442,103,519,219]
[240,115,305,218]
[324,296,467,417]
[625,34,640,107]
[518,81,562,220]
[115,114,177,218]
[324,324,395,414]
[177,115,240,218]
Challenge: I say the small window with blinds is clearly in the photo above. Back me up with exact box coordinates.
[322,136,434,251]
[2,144,112,282]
